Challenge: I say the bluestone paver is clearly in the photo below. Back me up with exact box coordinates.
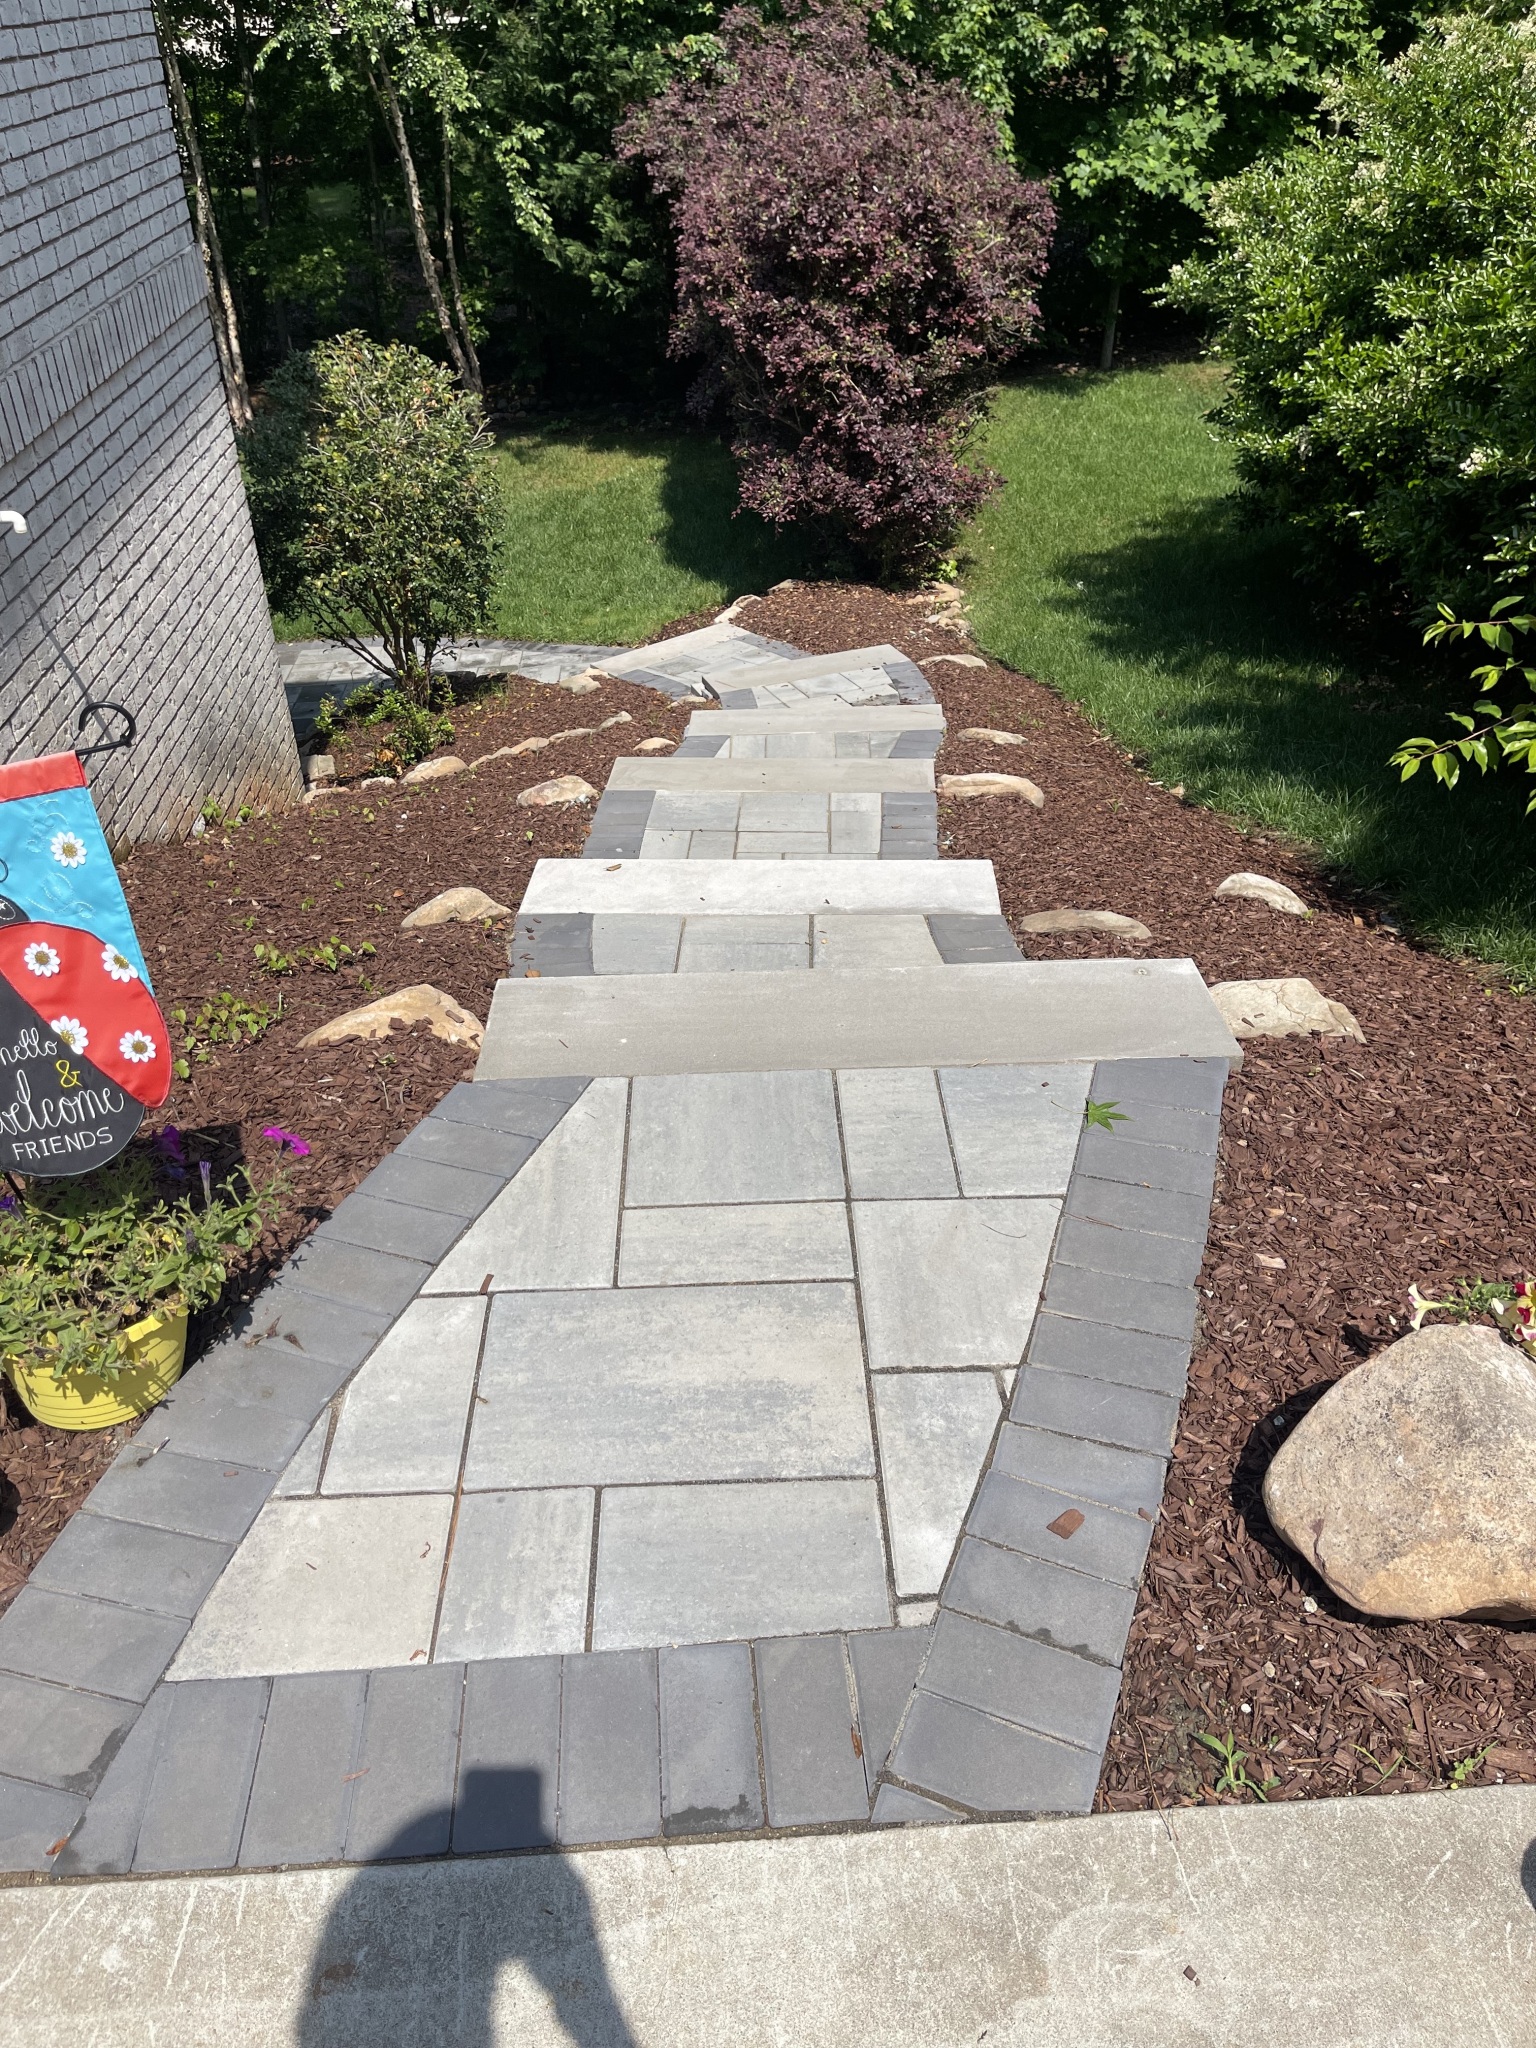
[428,1074,591,1138]
[315,1191,468,1265]
[239,1670,366,1867]
[0,1586,186,1702]
[558,1649,661,1845]
[81,1448,273,1543]
[942,1538,1139,1667]
[888,1690,1100,1816]
[1009,1363,1181,1457]
[937,1065,1092,1197]
[811,912,938,970]
[453,1656,561,1853]
[132,1677,269,1873]
[852,1198,1058,1369]
[424,1076,627,1294]
[395,1115,538,1179]
[471,1283,872,1490]
[220,1278,396,1368]
[872,1373,1001,1596]
[919,1610,1120,1752]
[625,1070,844,1206]
[594,1481,889,1649]
[271,1411,330,1497]
[345,1663,463,1861]
[836,1066,958,1199]
[1084,1100,1222,1153]
[1073,1129,1219,1198]
[1093,1055,1230,1115]
[279,1235,434,1318]
[659,1642,763,1835]
[168,1495,453,1681]
[521,855,997,916]
[847,1629,929,1794]
[617,1201,853,1287]
[28,1512,232,1619]
[756,1635,869,1827]
[1064,1173,1212,1240]
[321,1296,485,1495]
[436,1489,594,1660]
[1053,1214,1207,1287]
[590,912,683,975]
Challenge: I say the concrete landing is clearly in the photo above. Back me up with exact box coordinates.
[3,1786,1531,2048]
[606,758,935,794]
[478,960,1243,1079]
[519,858,1001,917]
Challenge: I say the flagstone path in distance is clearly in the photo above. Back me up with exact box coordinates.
[0,623,1240,1877]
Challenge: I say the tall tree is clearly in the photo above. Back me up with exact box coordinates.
[269,0,483,392]
[156,3,252,426]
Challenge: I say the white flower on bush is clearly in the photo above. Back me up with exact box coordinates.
[49,829,86,868]
[22,941,60,978]
[1459,447,1500,477]
[101,944,138,982]
[119,1028,156,1064]
[50,1016,87,1054]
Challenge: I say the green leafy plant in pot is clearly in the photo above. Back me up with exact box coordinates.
[0,1138,282,1431]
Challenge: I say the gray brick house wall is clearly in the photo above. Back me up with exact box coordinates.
[0,0,301,842]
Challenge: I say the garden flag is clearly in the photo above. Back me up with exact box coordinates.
[0,751,169,1177]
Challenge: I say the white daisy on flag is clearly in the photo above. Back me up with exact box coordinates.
[22,941,60,977]
[49,829,87,868]
[119,1028,156,1064]
[50,1016,88,1054]
[101,944,138,982]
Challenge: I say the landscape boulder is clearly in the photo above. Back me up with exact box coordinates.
[634,737,674,754]
[1210,977,1363,1042]
[938,772,1044,808]
[401,886,511,930]
[957,727,1024,745]
[401,755,467,785]
[299,984,483,1049]
[922,654,985,670]
[1018,908,1152,940]
[516,775,598,808]
[1215,871,1309,916]
[1263,1323,1536,1620]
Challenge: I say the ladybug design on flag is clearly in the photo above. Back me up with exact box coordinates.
[0,751,170,1177]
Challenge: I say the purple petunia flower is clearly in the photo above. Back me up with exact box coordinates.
[155,1125,187,1179]
[261,1125,312,1159]
[0,1192,15,1213]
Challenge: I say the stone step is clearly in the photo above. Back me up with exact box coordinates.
[685,704,945,734]
[703,644,906,688]
[509,910,1023,977]
[520,857,1001,916]
[606,758,934,796]
[601,625,801,698]
[478,959,1242,1079]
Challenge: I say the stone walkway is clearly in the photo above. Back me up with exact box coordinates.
[0,625,1240,1876]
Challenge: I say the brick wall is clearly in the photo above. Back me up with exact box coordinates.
[0,0,302,843]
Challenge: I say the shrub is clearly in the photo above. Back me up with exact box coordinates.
[1169,14,1536,615]
[620,0,1054,578]
[241,335,501,696]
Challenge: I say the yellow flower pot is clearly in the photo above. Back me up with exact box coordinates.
[5,1309,189,1432]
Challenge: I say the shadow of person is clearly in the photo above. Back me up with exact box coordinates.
[298,1770,641,2048]
[1523,1837,1536,1917]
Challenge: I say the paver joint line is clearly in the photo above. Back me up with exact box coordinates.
[16,620,1236,1876]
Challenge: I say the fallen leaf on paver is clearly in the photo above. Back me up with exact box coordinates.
[342,1768,370,1783]
[1048,1509,1085,1539]
[45,1838,68,1857]
[410,1649,427,1661]
[850,1727,864,1758]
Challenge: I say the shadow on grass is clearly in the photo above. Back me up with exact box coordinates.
[1047,494,1536,969]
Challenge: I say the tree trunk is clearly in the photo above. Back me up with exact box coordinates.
[440,114,482,395]
[157,11,251,429]
[368,54,475,391]
[233,0,289,357]
[1099,277,1121,374]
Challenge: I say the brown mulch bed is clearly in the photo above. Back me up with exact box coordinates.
[742,578,1536,1807]
[0,671,691,1617]
[5,583,1533,1814]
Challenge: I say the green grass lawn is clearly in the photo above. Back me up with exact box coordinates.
[488,426,810,646]
[966,362,1536,980]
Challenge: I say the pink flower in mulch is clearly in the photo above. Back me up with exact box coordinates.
[262,1125,312,1159]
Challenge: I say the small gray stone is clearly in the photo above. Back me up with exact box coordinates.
[1214,871,1309,916]
[1018,909,1151,940]
[401,754,467,784]
[756,1635,868,1827]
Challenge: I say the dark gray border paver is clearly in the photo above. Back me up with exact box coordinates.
[132,1677,269,1873]
[454,1656,561,1853]
[50,1684,175,1876]
[0,1587,187,1702]
[558,1649,661,1846]
[345,1663,464,1862]
[27,1513,232,1619]
[0,1671,139,1796]
[847,1629,928,1797]
[992,1423,1166,1515]
[659,1642,763,1835]
[1009,1364,1182,1457]
[80,1449,274,1544]
[1026,1310,1192,1396]
[757,1635,868,1827]
[510,912,595,978]
[918,1609,1121,1752]
[887,1691,1101,1815]
[0,1775,85,1872]
[239,1670,367,1867]
[942,1538,1138,1667]
[313,1191,469,1266]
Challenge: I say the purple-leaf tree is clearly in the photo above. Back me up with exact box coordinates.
[620,0,1054,579]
